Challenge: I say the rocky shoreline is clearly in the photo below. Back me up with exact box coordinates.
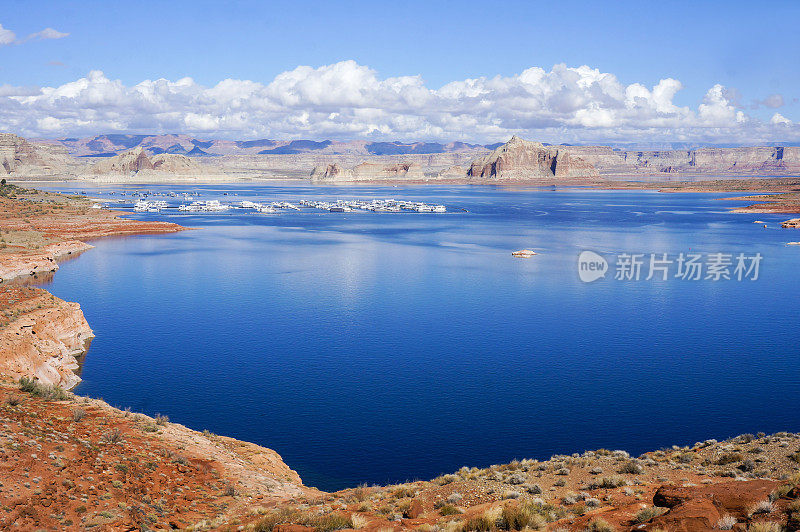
[0,184,185,389]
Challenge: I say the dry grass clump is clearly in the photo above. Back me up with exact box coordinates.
[749,499,774,516]
[716,514,737,529]
[392,485,416,498]
[350,514,368,529]
[747,523,782,532]
[434,474,458,485]
[72,408,86,422]
[633,506,666,524]
[585,518,616,532]
[462,514,494,531]
[349,483,370,502]
[254,508,353,532]
[587,475,627,489]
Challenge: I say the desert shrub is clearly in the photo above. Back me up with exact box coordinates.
[155,413,169,425]
[5,395,21,406]
[104,428,123,444]
[447,492,463,504]
[350,483,369,502]
[676,453,695,463]
[525,483,542,494]
[589,466,603,475]
[618,461,643,474]
[439,504,460,516]
[716,453,744,465]
[72,408,86,422]
[434,474,457,485]
[506,473,526,485]
[588,476,627,489]
[19,377,71,401]
[738,460,756,472]
[634,506,666,523]
[716,515,737,530]
[393,485,416,498]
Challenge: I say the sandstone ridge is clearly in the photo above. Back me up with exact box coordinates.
[91,147,213,176]
[311,161,424,182]
[467,136,599,179]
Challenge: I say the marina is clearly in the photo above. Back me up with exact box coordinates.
[107,193,448,215]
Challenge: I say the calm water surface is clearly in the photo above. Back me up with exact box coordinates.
[38,183,800,490]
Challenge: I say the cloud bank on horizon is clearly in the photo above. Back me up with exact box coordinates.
[1,60,796,145]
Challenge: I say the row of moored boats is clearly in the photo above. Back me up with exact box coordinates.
[133,198,447,214]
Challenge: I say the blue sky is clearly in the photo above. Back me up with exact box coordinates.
[1,0,798,143]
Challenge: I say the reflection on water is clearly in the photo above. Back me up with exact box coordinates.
[38,183,800,491]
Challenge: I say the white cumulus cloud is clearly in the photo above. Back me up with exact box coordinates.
[770,113,792,126]
[0,61,797,144]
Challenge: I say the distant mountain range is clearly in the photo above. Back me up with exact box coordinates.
[49,134,507,158]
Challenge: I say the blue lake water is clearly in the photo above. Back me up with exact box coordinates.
[38,183,800,491]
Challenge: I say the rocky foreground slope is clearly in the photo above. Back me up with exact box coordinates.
[3,376,799,531]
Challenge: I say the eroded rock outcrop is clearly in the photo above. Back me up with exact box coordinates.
[311,161,424,181]
[91,147,211,175]
[0,241,94,283]
[0,133,74,176]
[467,136,598,179]
[0,289,94,389]
[310,163,352,181]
